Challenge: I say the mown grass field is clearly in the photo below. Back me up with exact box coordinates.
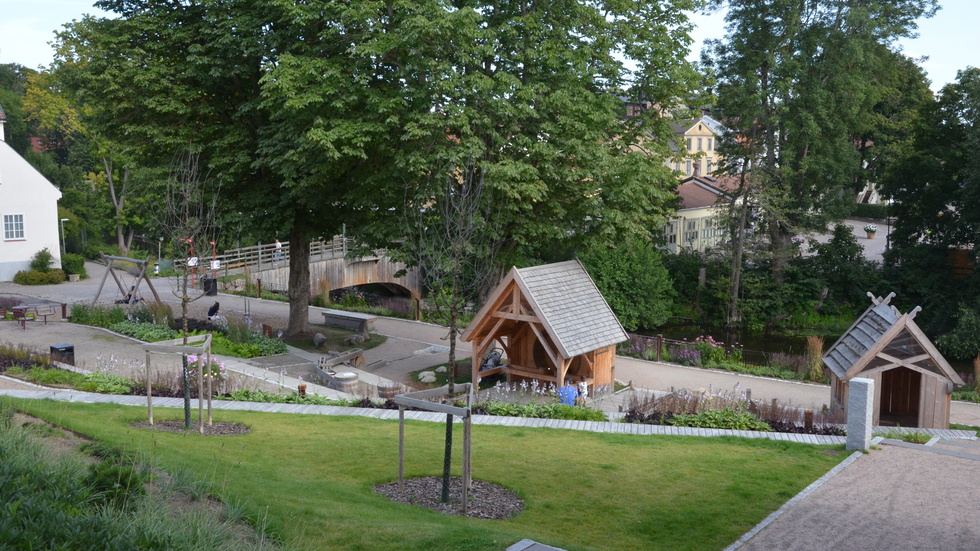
[13,398,846,551]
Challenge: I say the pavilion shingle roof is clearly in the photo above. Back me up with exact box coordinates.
[514,260,628,358]
[823,300,898,379]
[823,292,963,385]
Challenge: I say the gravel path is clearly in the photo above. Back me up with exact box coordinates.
[735,445,980,551]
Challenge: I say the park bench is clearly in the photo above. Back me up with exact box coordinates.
[321,309,377,337]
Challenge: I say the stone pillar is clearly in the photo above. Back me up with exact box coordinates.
[846,378,874,451]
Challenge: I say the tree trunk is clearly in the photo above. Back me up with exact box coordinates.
[770,223,792,284]
[726,170,750,330]
[117,222,129,256]
[287,229,311,336]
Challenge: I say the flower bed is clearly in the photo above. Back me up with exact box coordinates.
[623,386,845,436]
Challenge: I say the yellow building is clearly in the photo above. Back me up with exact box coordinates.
[666,115,726,177]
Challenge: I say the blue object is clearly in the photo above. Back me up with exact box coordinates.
[557,385,579,406]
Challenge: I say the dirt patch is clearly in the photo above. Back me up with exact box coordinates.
[374,476,524,520]
[131,419,251,436]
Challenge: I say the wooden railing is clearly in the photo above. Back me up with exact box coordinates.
[176,235,350,277]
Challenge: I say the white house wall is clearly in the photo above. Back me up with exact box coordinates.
[0,142,62,281]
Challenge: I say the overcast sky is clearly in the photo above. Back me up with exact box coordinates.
[2,0,976,91]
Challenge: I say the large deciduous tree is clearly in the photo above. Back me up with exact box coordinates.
[705,0,938,282]
[57,0,700,337]
[883,67,980,250]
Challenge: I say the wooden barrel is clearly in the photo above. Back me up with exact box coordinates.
[377,381,403,400]
[333,372,359,394]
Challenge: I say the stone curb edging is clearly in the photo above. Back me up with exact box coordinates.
[0,388,849,444]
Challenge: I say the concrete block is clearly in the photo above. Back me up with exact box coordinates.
[846,377,874,451]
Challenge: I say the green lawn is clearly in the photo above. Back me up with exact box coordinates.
[12,399,846,551]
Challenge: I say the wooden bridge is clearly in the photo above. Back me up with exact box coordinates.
[203,237,421,298]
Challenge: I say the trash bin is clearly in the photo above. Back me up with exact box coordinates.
[51,344,75,366]
[202,278,218,296]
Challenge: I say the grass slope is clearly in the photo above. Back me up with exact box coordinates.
[12,399,845,551]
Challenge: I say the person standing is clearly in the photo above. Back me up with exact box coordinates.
[273,239,283,265]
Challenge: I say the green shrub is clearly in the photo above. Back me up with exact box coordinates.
[479,401,609,421]
[850,203,888,219]
[83,241,121,260]
[61,253,87,277]
[29,248,55,273]
[78,373,135,394]
[211,333,286,358]
[669,408,772,431]
[13,268,65,285]
[0,397,14,429]
[24,366,86,387]
[71,304,127,327]
[108,320,179,342]
[85,461,148,508]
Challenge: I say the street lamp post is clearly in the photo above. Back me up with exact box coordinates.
[59,218,69,255]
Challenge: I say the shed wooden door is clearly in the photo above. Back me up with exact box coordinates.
[879,367,921,427]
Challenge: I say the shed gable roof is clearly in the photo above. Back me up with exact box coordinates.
[462,260,627,358]
[823,292,963,385]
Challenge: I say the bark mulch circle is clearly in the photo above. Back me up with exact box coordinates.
[131,420,251,436]
[374,476,524,520]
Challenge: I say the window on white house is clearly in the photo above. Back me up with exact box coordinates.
[686,159,692,174]
[3,214,25,240]
[686,138,692,151]
[706,159,713,174]
[697,137,703,151]
[708,138,713,150]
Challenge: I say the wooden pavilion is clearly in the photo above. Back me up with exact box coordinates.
[823,292,964,429]
[461,260,628,391]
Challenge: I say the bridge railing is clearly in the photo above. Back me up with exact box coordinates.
[175,236,350,277]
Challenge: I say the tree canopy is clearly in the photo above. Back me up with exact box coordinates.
[705,0,939,277]
[53,0,702,333]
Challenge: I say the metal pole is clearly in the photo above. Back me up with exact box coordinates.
[398,407,405,494]
[146,351,153,425]
[59,218,68,255]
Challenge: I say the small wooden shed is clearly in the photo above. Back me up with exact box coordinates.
[461,260,628,390]
[823,292,964,429]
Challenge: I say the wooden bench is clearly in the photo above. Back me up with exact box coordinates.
[321,310,377,337]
